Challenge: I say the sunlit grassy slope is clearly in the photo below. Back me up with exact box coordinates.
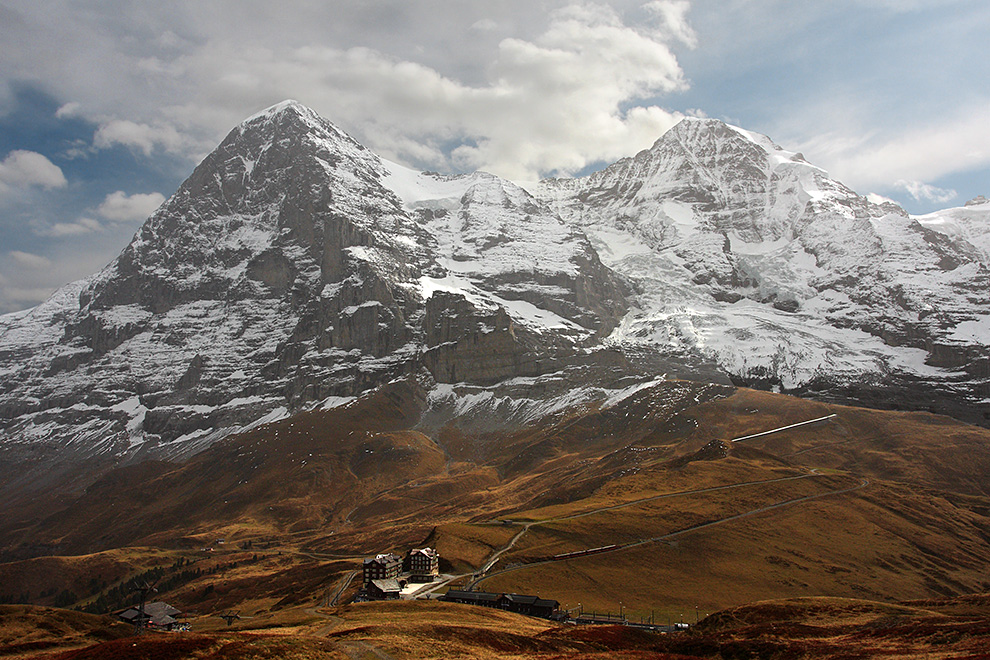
[2,379,990,658]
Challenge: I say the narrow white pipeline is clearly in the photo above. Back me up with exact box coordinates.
[731,414,837,443]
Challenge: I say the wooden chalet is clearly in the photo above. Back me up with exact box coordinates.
[367,578,402,600]
[117,601,182,630]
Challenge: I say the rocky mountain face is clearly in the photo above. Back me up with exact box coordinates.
[0,102,987,495]
[0,101,627,494]
[539,119,990,421]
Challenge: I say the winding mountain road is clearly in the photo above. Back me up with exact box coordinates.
[326,570,360,606]
[306,605,399,660]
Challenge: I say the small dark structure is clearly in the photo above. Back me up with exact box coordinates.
[363,553,402,586]
[441,590,502,607]
[440,590,559,619]
[367,578,402,600]
[407,547,440,582]
[117,601,182,630]
[218,611,241,626]
[500,593,559,619]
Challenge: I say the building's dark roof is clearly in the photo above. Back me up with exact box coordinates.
[117,602,181,626]
[440,590,559,617]
[442,590,501,603]
[363,553,402,567]
[370,578,402,593]
[502,594,559,608]
[502,594,538,605]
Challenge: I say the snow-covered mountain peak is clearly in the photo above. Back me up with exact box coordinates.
[225,100,385,196]
[242,98,308,122]
[78,98,412,317]
[915,198,990,265]
[537,116,989,424]
[1,103,988,499]
[239,99,348,143]
[674,118,815,168]
[0,102,636,492]
[539,117,822,250]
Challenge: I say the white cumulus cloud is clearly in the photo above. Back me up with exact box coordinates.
[45,217,104,237]
[644,0,697,47]
[235,2,693,180]
[94,120,187,156]
[471,18,499,32]
[895,180,957,204]
[1,1,697,182]
[793,104,990,197]
[8,250,53,269]
[97,191,166,223]
[0,150,67,191]
[55,101,82,118]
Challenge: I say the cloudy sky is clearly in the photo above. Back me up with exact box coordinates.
[0,0,987,314]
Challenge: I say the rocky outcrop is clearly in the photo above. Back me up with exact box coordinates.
[422,292,542,384]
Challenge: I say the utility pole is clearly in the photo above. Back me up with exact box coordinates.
[218,611,241,627]
[131,581,158,635]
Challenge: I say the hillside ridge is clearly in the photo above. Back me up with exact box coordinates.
[0,101,987,499]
